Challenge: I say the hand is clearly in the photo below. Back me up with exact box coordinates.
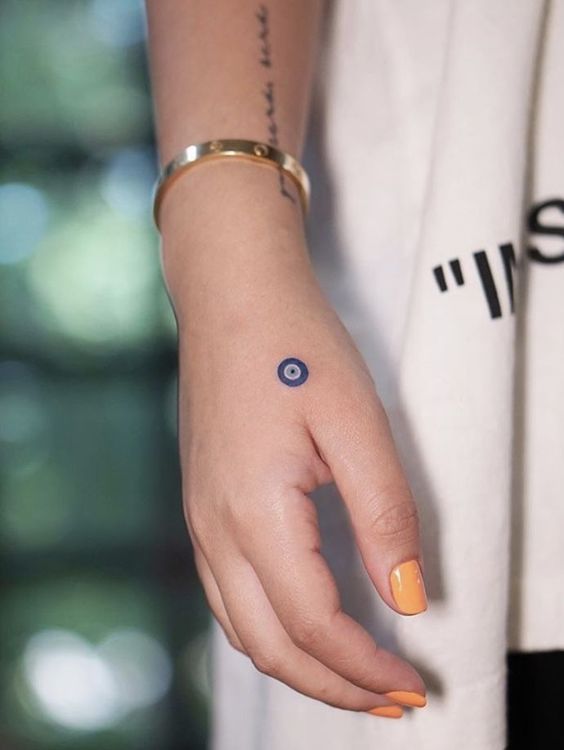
[161,161,428,715]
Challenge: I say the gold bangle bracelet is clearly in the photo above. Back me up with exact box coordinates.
[152,138,311,230]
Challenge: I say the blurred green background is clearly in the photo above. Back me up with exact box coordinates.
[0,1,210,748]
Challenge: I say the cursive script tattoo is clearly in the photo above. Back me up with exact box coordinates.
[255,3,297,206]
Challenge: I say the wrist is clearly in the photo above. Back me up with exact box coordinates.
[157,156,307,247]
[166,235,318,335]
[157,158,316,326]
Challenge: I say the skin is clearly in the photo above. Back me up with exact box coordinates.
[145,0,427,714]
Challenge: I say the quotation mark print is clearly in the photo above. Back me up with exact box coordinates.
[432,242,517,319]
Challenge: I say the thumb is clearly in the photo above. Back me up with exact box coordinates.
[312,388,428,617]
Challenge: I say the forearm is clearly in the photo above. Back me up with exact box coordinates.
[144,0,325,244]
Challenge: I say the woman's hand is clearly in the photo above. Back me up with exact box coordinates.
[161,161,428,714]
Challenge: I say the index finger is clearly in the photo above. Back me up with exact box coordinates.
[236,486,426,697]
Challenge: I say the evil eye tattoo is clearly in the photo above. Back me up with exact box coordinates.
[277,357,309,387]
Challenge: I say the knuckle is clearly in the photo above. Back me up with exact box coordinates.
[213,615,244,654]
[220,487,264,530]
[367,496,420,545]
[249,648,284,677]
[287,613,333,650]
[184,501,208,541]
[224,630,246,655]
[192,544,207,576]
[226,495,258,533]
[316,681,336,706]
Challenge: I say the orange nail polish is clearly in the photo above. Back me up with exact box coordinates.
[367,705,403,718]
[389,559,428,614]
[384,690,427,708]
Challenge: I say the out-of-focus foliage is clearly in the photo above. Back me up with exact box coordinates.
[0,0,176,367]
[0,0,151,148]
[0,3,210,749]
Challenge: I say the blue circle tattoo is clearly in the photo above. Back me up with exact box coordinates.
[277,357,309,387]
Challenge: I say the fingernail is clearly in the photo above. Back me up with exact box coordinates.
[389,559,428,615]
[384,690,427,708]
[366,705,403,718]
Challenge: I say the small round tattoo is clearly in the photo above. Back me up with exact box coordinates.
[277,357,309,387]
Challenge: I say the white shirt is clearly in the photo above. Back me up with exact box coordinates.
[211,2,564,748]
